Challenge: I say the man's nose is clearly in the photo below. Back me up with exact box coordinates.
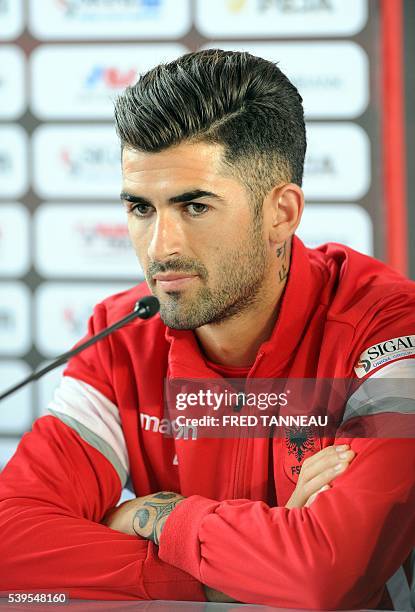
[147,211,183,262]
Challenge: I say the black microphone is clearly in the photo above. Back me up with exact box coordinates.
[0,295,160,403]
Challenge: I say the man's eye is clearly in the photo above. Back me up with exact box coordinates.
[131,203,152,217]
[186,203,209,216]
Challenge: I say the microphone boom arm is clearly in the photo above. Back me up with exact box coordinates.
[0,296,159,403]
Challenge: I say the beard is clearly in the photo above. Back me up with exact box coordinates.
[145,217,269,330]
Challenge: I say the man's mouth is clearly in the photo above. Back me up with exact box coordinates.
[152,273,199,292]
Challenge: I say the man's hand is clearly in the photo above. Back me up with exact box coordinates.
[103,491,184,545]
[205,446,356,603]
[285,444,355,509]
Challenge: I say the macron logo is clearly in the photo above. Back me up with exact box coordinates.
[139,412,197,441]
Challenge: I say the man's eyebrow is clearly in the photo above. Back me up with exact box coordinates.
[120,190,224,205]
[168,190,224,204]
[120,192,151,206]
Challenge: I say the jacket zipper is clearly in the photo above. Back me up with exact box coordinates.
[233,351,265,498]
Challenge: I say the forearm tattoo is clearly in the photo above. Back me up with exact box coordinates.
[132,492,183,545]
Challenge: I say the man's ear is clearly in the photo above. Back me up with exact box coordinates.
[265,183,304,244]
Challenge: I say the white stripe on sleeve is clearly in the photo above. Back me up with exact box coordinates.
[47,376,129,486]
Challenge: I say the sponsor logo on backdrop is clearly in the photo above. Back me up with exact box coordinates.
[63,305,94,336]
[59,146,120,180]
[75,222,131,254]
[85,66,137,90]
[303,123,370,199]
[56,0,162,19]
[34,204,139,278]
[31,44,185,119]
[198,0,367,38]
[76,63,138,111]
[29,0,190,39]
[305,154,335,177]
[33,125,121,197]
[35,283,132,356]
[227,0,247,11]
[293,74,341,91]
[354,336,415,378]
[290,43,368,119]
[228,0,334,13]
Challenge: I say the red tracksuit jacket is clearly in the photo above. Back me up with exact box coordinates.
[0,237,414,609]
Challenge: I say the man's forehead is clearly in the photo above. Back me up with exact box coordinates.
[121,141,225,174]
[121,141,242,198]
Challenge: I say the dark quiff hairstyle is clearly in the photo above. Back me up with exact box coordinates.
[115,49,307,204]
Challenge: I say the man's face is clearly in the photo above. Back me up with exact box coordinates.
[121,141,271,329]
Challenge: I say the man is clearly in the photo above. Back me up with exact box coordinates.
[0,50,414,609]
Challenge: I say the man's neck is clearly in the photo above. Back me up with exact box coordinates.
[195,275,287,368]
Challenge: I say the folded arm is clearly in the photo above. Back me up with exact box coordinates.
[156,437,415,609]
[0,413,204,601]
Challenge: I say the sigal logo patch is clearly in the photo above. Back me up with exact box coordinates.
[354,335,415,378]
